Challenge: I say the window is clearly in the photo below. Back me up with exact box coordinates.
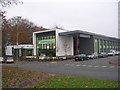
[99,40,101,53]
[36,31,56,56]
[94,39,98,53]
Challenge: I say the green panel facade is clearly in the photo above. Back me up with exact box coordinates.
[36,35,56,57]
[94,39,99,53]
[94,38,119,53]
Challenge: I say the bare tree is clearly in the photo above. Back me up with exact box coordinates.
[0,0,22,56]
[4,16,37,44]
[0,0,22,7]
[52,24,65,30]
[3,16,48,45]
[64,41,70,56]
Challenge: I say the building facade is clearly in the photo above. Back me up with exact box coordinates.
[33,29,120,57]
[5,44,34,56]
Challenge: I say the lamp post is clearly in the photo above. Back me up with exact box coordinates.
[0,16,2,57]
[16,16,21,66]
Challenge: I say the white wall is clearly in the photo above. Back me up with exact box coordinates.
[33,32,36,55]
[56,29,73,56]
[33,29,74,56]
[5,46,13,56]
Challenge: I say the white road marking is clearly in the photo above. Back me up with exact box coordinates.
[51,62,57,63]
[65,64,117,69]
[101,66,107,68]
[76,62,81,63]
[65,64,70,66]
[76,65,80,66]
[94,66,99,67]
[109,66,115,68]
[88,65,92,67]
[82,65,86,66]
[71,64,75,66]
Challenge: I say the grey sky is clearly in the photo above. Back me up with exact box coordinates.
[5,0,119,38]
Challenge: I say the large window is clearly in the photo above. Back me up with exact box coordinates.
[36,31,56,56]
[100,40,103,52]
[99,40,101,53]
[94,39,99,53]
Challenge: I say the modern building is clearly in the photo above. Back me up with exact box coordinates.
[33,29,120,57]
[5,44,34,56]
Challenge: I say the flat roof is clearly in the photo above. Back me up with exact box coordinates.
[33,29,55,34]
[59,30,120,41]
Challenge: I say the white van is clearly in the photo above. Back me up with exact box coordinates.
[108,50,116,56]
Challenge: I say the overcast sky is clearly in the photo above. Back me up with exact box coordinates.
[4,0,119,38]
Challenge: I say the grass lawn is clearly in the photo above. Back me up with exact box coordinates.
[32,75,119,88]
[2,66,53,88]
[2,66,119,88]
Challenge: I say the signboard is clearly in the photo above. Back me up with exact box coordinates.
[38,39,55,44]
[80,34,90,38]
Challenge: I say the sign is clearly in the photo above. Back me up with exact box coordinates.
[80,34,90,38]
[38,39,55,44]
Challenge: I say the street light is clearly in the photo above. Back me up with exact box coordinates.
[0,15,2,57]
[16,16,21,67]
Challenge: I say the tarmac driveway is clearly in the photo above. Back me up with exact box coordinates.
[2,55,120,81]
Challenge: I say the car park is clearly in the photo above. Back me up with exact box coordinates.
[75,54,88,61]
[98,52,108,58]
[6,57,14,63]
[87,53,98,59]
[0,57,5,63]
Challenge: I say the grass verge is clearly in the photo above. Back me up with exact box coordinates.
[32,75,119,88]
[2,66,119,88]
[2,66,53,88]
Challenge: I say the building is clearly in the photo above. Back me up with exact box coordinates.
[33,29,120,57]
[5,44,34,56]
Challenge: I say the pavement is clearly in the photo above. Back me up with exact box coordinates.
[1,55,120,81]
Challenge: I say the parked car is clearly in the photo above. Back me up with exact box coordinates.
[87,53,98,59]
[6,57,14,63]
[0,57,5,63]
[115,51,120,55]
[108,50,116,56]
[98,52,108,58]
[108,51,115,56]
[75,54,88,61]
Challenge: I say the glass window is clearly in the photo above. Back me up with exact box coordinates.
[94,39,98,53]
[50,44,52,49]
[50,36,52,39]
[36,34,56,56]
[53,44,56,49]
[47,44,49,50]
[53,36,55,39]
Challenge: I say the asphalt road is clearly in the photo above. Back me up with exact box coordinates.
[2,55,120,81]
